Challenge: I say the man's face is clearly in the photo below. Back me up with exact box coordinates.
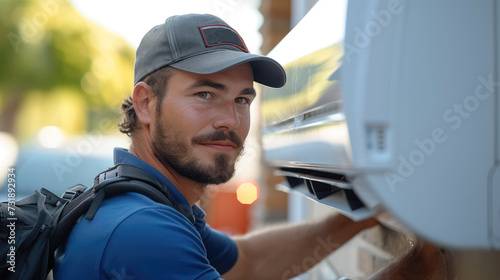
[151,63,255,185]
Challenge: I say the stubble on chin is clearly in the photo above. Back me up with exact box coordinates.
[152,131,244,185]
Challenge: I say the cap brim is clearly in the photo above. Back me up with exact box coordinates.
[170,50,286,88]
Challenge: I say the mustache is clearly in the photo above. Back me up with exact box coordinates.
[192,131,243,148]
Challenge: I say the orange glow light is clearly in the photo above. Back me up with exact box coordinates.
[236,182,259,204]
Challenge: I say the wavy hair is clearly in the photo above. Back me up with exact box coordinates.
[118,67,174,136]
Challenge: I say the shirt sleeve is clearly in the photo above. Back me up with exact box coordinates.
[101,206,221,280]
[199,223,238,275]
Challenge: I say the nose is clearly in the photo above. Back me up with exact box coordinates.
[213,101,240,131]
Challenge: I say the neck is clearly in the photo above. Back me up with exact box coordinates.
[129,139,206,206]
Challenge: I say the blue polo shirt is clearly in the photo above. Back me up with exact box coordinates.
[54,148,238,279]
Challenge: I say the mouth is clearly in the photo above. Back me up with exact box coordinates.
[193,131,243,153]
[199,140,239,152]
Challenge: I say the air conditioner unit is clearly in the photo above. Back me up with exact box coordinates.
[262,0,500,249]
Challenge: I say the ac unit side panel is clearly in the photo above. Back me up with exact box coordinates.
[262,0,499,249]
[346,0,496,248]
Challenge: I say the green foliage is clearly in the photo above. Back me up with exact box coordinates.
[0,0,135,139]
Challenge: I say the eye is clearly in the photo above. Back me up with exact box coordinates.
[235,97,250,105]
[196,92,212,99]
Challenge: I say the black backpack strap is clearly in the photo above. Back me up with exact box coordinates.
[49,164,180,253]
[49,188,94,253]
[85,177,174,220]
[61,184,87,201]
[85,164,175,220]
[93,164,161,189]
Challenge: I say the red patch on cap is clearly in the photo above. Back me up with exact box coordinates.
[199,24,248,52]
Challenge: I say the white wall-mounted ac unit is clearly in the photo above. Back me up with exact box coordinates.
[262,0,500,249]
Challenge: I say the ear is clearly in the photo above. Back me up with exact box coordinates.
[132,82,157,127]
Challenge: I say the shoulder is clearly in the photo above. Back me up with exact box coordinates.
[91,192,202,250]
[56,193,220,279]
[99,192,192,224]
[100,194,220,279]
[104,193,203,246]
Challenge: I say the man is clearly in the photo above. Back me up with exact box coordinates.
[54,13,377,279]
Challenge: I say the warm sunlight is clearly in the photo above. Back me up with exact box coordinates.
[236,181,259,204]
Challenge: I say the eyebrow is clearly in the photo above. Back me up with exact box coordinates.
[190,80,256,96]
[191,80,226,91]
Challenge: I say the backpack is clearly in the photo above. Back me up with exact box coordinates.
[0,163,179,280]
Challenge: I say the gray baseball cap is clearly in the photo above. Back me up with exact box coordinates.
[134,14,286,88]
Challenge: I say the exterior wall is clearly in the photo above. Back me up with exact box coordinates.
[254,0,292,227]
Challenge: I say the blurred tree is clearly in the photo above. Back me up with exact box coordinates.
[0,0,135,140]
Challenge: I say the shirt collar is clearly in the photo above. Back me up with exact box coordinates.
[113,147,206,223]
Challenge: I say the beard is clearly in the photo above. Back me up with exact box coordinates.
[151,115,244,185]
